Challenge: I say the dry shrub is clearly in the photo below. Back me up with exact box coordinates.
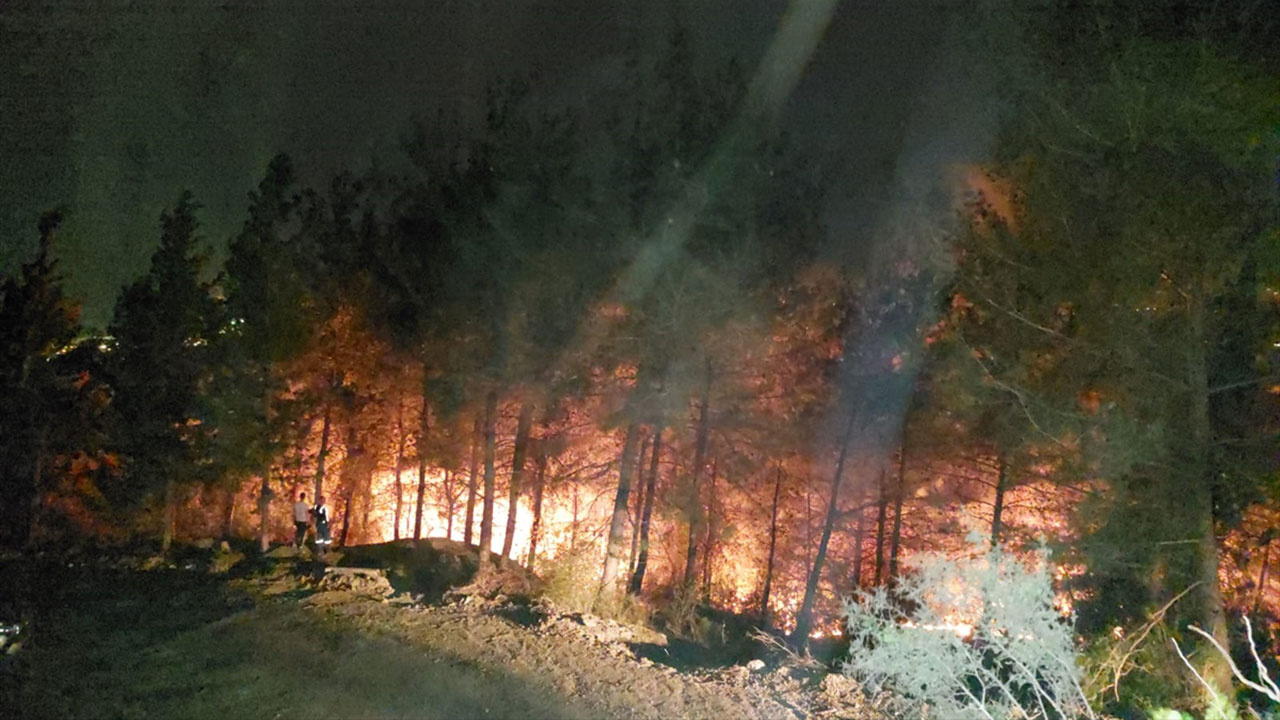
[539,547,601,614]
[842,535,1095,720]
[662,583,725,646]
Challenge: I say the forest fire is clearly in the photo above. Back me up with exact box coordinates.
[4,3,1279,717]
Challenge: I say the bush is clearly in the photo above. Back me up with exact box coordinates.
[660,583,725,646]
[538,546,600,615]
[537,547,650,626]
[842,535,1094,719]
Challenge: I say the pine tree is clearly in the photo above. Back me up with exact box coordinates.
[0,211,80,546]
[106,193,215,550]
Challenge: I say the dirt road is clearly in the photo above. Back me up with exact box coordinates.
[0,559,808,720]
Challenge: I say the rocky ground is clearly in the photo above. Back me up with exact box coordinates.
[0,544,890,720]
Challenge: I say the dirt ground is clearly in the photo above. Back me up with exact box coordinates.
[0,552,879,720]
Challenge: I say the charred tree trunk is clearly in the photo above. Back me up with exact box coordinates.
[339,483,356,548]
[338,425,361,547]
[851,488,867,590]
[791,406,857,644]
[683,363,713,587]
[629,427,662,594]
[393,397,406,541]
[256,472,272,553]
[478,389,498,564]
[628,435,651,577]
[526,441,547,571]
[760,465,783,624]
[601,422,640,591]
[701,458,718,602]
[443,470,455,539]
[413,364,431,540]
[888,446,906,581]
[805,481,814,572]
[990,454,1007,548]
[222,486,237,540]
[359,457,374,543]
[464,414,480,547]
[502,402,534,561]
[873,471,888,586]
[313,404,331,502]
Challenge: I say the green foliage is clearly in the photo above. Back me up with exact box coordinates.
[106,192,216,510]
[948,1,1280,646]
[1081,623,1202,717]
[0,211,83,545]
[209,155,313,484]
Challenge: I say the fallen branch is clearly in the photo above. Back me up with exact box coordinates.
[1090,581,1200,703]
[749,627,823,670]
[1175,614,1280,703]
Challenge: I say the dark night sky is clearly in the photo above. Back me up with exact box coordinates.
[1,1,983,328]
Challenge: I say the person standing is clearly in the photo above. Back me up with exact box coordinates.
[313,496,332,552]
[292,492,311,548]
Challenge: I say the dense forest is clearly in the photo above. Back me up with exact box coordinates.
[3,1,1280,717]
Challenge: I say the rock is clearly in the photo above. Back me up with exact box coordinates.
[264,545,299,559]
[556,675,577,696]
[747,659,767,672]
[140,555,166,571]
[219,541,231,553]
[209,550,245,574]
[317,566,394,597]
[819,672,858,698]
[193,538,215,550]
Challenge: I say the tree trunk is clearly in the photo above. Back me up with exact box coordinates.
[257,472,272,553]
[393,397,406,541]
[888,446,906,581]
[502,402,534,561]
[359,454,375,543]
[873,471,888,586]
[851,486,866,590]
[629,427,662,594]
[160,476,176,553]
[1253,540,1272,617]
[339,483,356,548]
[805,481,815,572]
[760,465,783,624]
[222,486,237,540]
[413,364,431,540]
[444,470,455,539]
[464,414,480,547]
[791,406,857,644]
[990,454,1007,548]
[702,457,718,602]
[628,435,651,577]
[313,403,331,502]
[570,481,580,552]
[601,422,640,591]
[683,362,713,587]
[1187,298,1231,695]
[526,441,547,571]
[478,389,498,564]
[336,425,360,547]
